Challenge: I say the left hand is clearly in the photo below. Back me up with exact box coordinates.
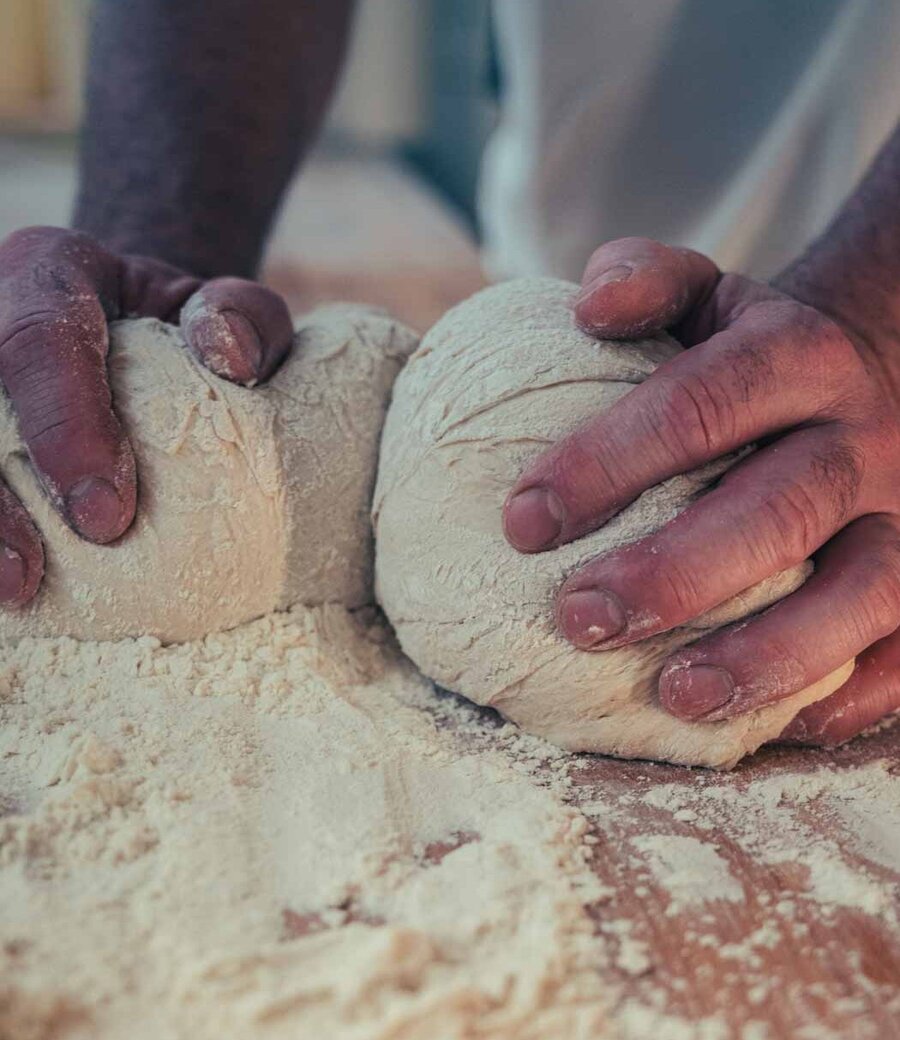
[502,237,900,746]
[0,227,293,608]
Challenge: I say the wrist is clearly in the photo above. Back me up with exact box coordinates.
[72,201,261,281]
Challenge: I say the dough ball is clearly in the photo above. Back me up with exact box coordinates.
[373,279,853,768]
[0,305,418,644]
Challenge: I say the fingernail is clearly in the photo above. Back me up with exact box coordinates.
[66,477,127,544]
[504,487,566,551]
[0,544,25,603]
[660,664,735,720]
[558,588,627,647]
[223,312,264,381]
[578,264,632,300]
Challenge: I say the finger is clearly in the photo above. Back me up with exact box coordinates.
[657,514,900,721]
[180,278,293,386]
[0,227,136,543]
[119,254,201,320]
[556,425,865,650]
[574,237,720,339]
[503,294,861,553]
[779,627,900,746]
[0,474,44,606]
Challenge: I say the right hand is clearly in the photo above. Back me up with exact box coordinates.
[0,226,294,608]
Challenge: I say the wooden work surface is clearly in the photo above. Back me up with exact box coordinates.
[568,725,900,1039]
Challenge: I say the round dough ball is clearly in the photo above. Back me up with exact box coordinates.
[0,305,418,644]
[373,279,853,768]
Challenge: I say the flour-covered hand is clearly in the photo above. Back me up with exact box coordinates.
[0,226,292,607]
[502,237,900,746]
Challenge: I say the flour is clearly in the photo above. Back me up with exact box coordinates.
[630,835,744,913]
[637,758,900,918]
[0,605,612,1039]
[615,1002,731,1040]
[2,609,895,1040]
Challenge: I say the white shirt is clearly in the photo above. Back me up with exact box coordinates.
[480,0,900,282]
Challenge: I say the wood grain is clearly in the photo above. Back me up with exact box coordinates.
[571,726,900,1038]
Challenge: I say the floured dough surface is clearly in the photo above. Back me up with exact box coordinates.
[373,279,853,769]
[0,305,418,644]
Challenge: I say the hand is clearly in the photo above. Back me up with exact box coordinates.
[0,226,293,608]
[502,237,900,747]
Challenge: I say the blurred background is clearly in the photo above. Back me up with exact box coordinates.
[0,0,490,330]
[5,1,899,333]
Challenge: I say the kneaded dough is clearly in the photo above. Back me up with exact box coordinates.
[373,279,853,769]
[0,305,418,644]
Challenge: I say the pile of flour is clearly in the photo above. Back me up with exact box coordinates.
[2,604,898,1039]
[0,604,611,1040]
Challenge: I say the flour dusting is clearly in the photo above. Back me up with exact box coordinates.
[2,604,898,1039]
[0,605,611,1039]
[631,835,744,912]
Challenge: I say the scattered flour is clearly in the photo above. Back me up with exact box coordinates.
[640,761,900,918]
[2,604,897,1039]
[0,605,609,1040]
[630,836,744,913]
[615,1001,731,1040]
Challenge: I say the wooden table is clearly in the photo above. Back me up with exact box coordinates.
[570,726,900,1039]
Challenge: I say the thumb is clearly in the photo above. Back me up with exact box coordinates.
[575,237,720,340]
[180,278,294,386]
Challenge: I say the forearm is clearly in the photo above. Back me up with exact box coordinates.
[73,0,354,278]
[777,121,900,397]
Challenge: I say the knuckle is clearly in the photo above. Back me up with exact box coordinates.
[756,484,820,563]
[796,305,863,381]
[0,227,109,307]
[861,534,900,634]
[720,338,777,404]
[636,554,705,623]
[750,300,863,397]
[548,433,625,510]
[22,402,83,447]
[865,528,898,586]
[0,298,106,382]
[752,438,865,567]
[809,439,865,525]
[0,314,64,380]
[0,313,80,378]
[0,227,94,281]
[0,225,65,255]
[651,373,730,458]
[744,633,809,697]
[809,310,857,364]
[657,565,705,621]
[813,713,861,748]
